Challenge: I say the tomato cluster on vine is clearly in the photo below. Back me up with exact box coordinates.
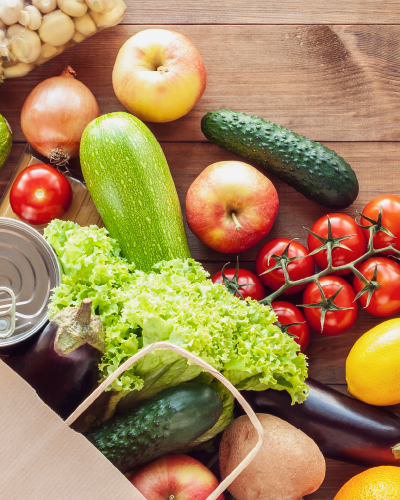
[212,194,400,354]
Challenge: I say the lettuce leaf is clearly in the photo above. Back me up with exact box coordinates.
[45,220,308,440]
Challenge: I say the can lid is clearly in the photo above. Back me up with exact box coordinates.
[0,218,61,347]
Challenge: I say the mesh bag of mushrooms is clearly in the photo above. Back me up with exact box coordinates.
[0,0,126,81]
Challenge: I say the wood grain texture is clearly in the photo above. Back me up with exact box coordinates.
[122,1,400,25]
[306,459,367,499]
[3,25,400,143]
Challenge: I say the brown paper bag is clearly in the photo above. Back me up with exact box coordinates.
[0,341,264,499]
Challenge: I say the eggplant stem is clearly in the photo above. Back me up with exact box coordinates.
[76,299,92,326]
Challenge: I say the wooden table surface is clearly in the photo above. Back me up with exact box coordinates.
[1,2,400,498]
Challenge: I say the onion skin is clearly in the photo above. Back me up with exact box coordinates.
[21,66,100,166]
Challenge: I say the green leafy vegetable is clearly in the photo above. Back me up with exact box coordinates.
[45,220,308,440]
[44,219,136,327]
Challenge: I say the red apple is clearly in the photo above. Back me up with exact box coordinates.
[112,29,207,123]
[186,161,279,253]
[130,454,224,500]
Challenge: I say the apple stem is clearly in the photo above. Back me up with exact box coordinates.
[168,496,175,500]
[231,212,242,231]
[157,66,169,74]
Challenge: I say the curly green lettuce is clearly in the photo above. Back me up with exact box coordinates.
[100,258,308,404]
[44,220,136,327]
[45,220,308,438]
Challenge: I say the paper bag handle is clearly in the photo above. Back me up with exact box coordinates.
[66,341,264,500]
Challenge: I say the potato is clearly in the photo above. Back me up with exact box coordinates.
[219,413,325,500]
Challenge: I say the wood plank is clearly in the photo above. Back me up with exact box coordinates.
[3,25,400,143]
[306,459,367,499]
[122,1,400,25]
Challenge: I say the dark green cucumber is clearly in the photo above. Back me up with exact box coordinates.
[201,110,359,209]
[85,382,223,472]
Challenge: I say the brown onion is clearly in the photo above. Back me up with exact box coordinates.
[21,66,100,169]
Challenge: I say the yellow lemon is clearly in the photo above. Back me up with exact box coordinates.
[346,319,400,406]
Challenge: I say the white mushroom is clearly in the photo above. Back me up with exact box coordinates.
[89,0,125,28]
[57,0,87,18]
[72,29,84,42]
[34,41,64,64]
[18,4,42,29]
[39,10,75,46]
[0,19,6,30]
[3,61,34,77]
[8,24,41,63]
[25,5,42,30]
[0,0,24,26]
[85,0,116,13]
[0,35,9,57]
[32,0,57,14]
[74,12,95,37]
[17,7,29,26]
[0,30,5,42]
[6,22,21,36]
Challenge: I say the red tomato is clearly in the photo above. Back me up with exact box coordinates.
[10,164,72,225]
[353,257,400,317]
[307,213,367,276]
[211,267,265,301]
[361,195,400,254]
[271,301,311,352]
[302,276,358,336]
[255,238,315,295]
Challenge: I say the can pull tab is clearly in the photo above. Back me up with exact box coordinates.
[0,288,16,339]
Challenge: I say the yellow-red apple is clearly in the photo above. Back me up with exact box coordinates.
[130,454,224,500]
[186,161,279,253]
[112,29,206,123]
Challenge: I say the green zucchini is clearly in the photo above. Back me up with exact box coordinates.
[80,112,190,271]
[85,382,223,472]
[0,114,12,170]
[201,110,359,209]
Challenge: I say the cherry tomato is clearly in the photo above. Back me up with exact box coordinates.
[361,195,400,254]
[10,164,72,225]
[308,213,367,276]
[353,257,400,317]
[255,238,315,295]
[211,267,265,301]
[271,301,311,352]
[302,276,358,336]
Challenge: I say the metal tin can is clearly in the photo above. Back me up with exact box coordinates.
[0,217,60,349]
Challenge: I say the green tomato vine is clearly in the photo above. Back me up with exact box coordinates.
[221,207,400,331]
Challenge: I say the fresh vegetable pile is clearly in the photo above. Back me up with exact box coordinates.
[43,219,308,438]
[3,22,400,500]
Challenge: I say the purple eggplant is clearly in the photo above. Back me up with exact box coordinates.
[241,378,400,467]
[5,299,104,420]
